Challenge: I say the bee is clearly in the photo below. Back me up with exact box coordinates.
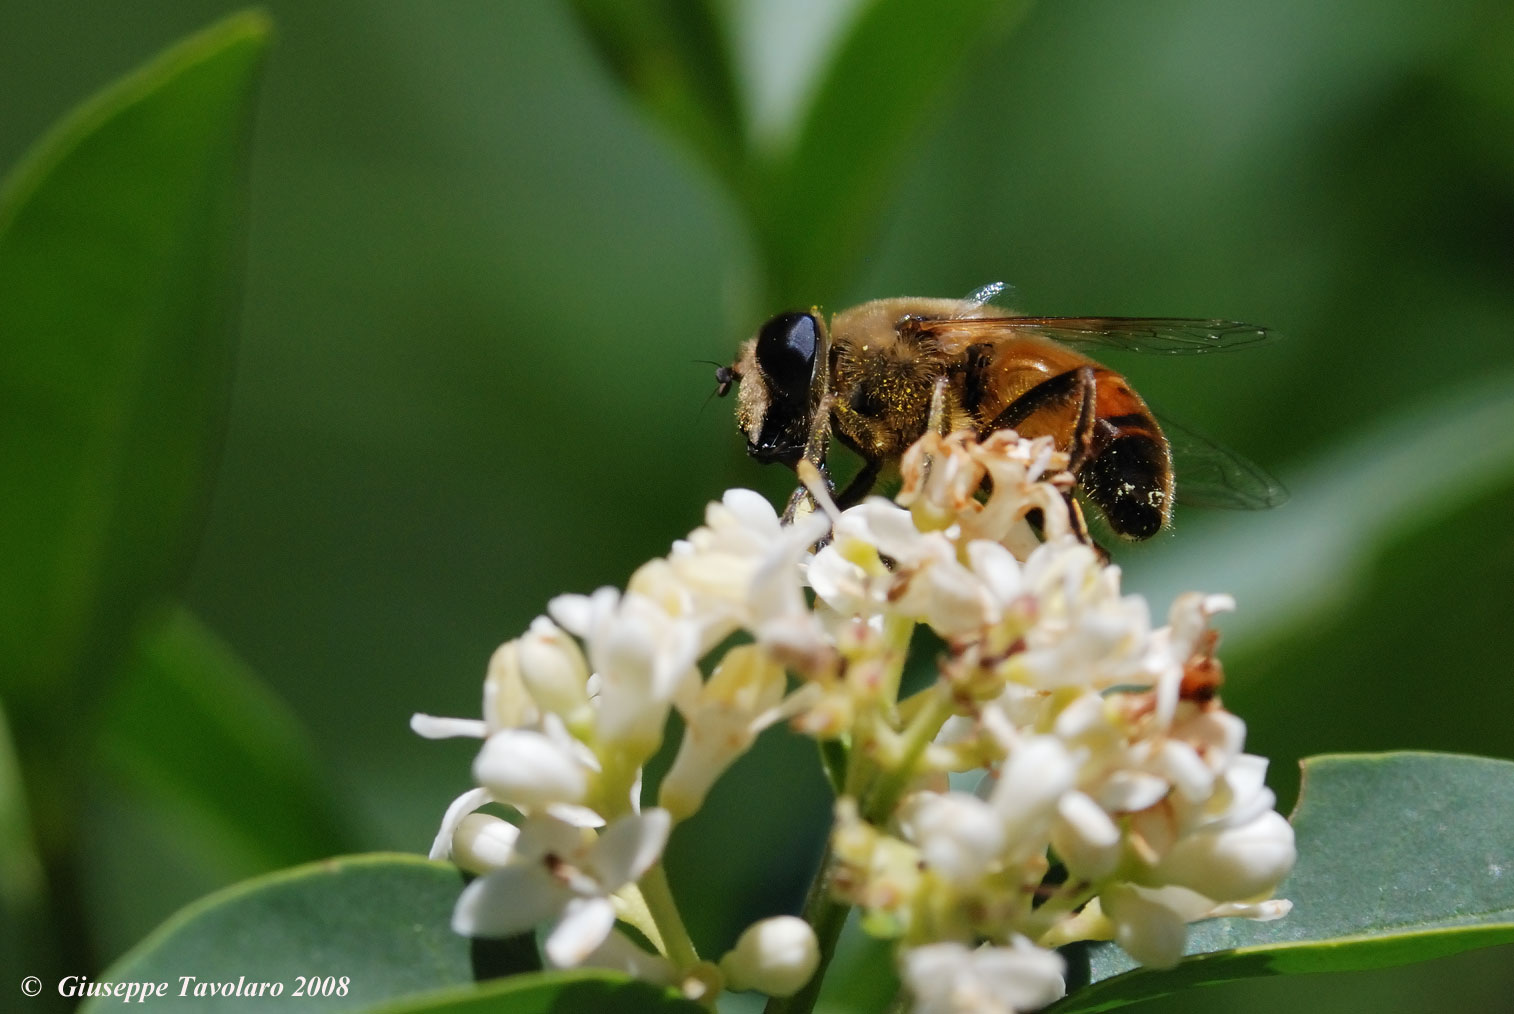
[715,283,1285,541]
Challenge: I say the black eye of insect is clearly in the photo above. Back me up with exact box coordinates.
[755,310,819,404]
[713,365,735,397]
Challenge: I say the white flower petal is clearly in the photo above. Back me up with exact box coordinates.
[721,488,782,534]
[452,866,570,938]
[899,792,1006,887]
[1051,791,1121,880]
[1099,771,1170,814]
[903,939,1065,1014]
[474,729,589,810]
[544,896,617,967]
[588,809,671,889]
[1206,898,1292,922]
[989,736,1076,844]
[429,786,494,860]
[966,539,1024,604]
[513,813,588,863]
[546,593,593,636]
[557,928,677,984]
[1152,810,1296,902]
[1102,883,1189,969]
[410,714,489,740]
[1155,741,1214,803]
[544,803,607,828]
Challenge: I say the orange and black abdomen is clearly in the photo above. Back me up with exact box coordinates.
[1080,369,1172,539]
[967,339,1173,539]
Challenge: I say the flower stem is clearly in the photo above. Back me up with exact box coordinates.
[763,838,851,1014]
[639,862,700,969]
[862,689,953,823]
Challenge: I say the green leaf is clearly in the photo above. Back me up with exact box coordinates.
[0,9,269,840]
[566,0,1036,305]
[566,0,748,191]
[367,969,704,1014]
[1051,752,1514,1013]
[95,606,358,875]
[81,854,486,1013]
[753,0,1035,304]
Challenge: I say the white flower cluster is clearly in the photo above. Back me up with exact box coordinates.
[414,429,1295,1013]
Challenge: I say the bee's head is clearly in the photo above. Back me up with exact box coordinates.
[724,310,821,467]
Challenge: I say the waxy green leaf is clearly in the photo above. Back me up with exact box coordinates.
[0,11,269,857]
[567,0,1036,306]
[81,855,479,1013]
[96,607,358,876]
[368,968,704,1014]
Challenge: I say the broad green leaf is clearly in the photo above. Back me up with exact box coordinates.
[81,854,500,1013]
[1050,752,1514,1013]
[566,0,749,191]
[95,606,358,875]
[0,10,269,843]
[753,0,1035,304]
[567,0,1036,305]
[368,969,704,1014]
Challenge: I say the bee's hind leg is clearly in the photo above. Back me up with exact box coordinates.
[1062,367,1110,558]
[834,457,883,510]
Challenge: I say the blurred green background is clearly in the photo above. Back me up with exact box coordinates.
[3,1,1513,1011]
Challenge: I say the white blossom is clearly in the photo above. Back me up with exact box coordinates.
[416,428,1295,1008]
[902,938,1066,1014]
[549,587,699,764]
[453,809,671,966]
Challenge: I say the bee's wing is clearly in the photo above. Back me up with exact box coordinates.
[1158,414,1289,510]
[958,281,1008,309]
[914,315,1273,354]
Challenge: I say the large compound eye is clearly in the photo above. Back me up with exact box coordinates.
[755,310,819,402]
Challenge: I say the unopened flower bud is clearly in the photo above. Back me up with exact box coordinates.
[1151,809,1296,901]
[518,617,593,725]
[474,728,589,809]
[451,813,518,874]
[719,916,819,997]
[659,645,787,820]
[483,639,539,731]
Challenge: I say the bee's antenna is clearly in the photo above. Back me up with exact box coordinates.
[695,361,738,420]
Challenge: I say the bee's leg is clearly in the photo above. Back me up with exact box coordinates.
[781,484,812,524]
[1066,495,1110,561]
[1061,367,1107,554]
[927,376,952,435]
[783,392,836,524]
[834,457,883,510]
[1064,366,1099,476]
[987,366,1105,551]
[986,367,1091,435]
